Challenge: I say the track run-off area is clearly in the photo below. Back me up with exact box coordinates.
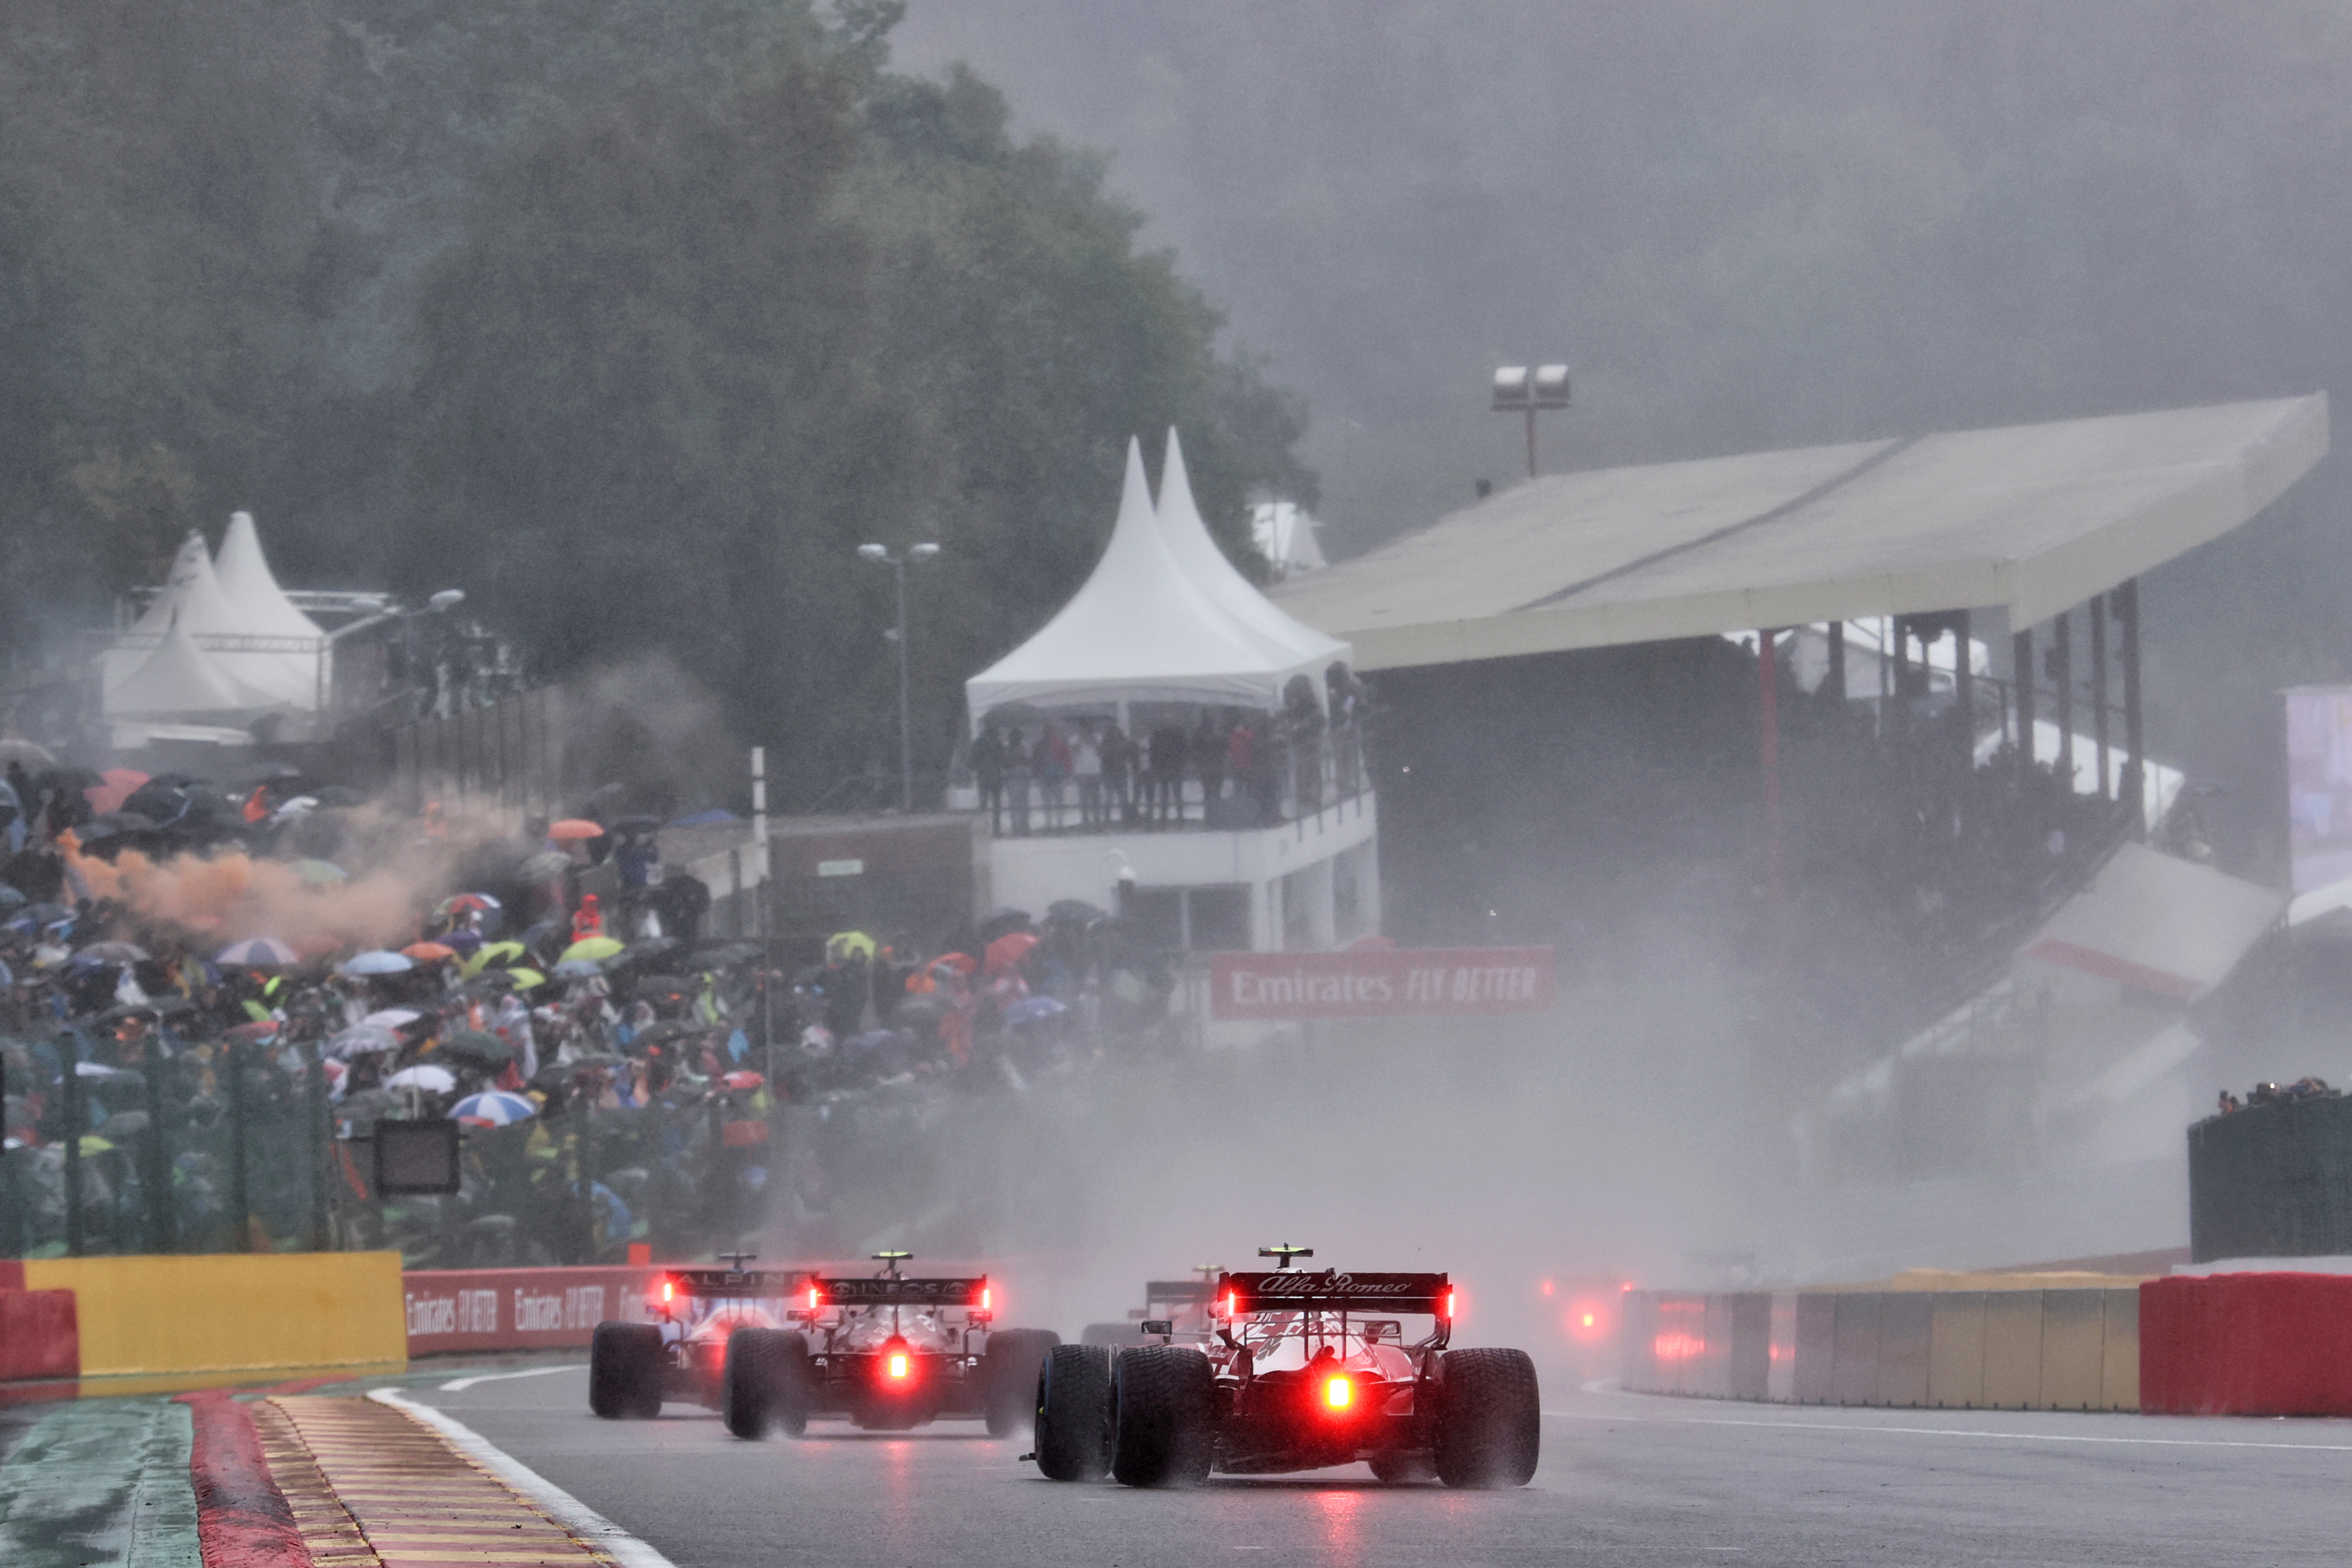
[3,1361,2346,1565]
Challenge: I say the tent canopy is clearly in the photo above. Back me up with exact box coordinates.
[1155,428,1348,669]
[965,438,1344,724]
[214,511,324,641]
[105,615,282,721]
[1272,395,2328,671]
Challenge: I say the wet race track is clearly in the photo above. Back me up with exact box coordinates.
[403,1365,2349,1567]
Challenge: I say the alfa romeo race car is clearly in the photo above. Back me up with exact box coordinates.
[589,1255,811,1419]
[1030,1244,1540,1488]
[714,1252,1058,1438]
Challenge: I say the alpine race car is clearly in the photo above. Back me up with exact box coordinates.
[715,1252,1059,1438]
[1079,1267,1223,1348]
[1030,1244,1540,1488]
[589,1254,811,1419]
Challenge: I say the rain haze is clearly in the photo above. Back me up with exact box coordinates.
[4,2,2352,1558]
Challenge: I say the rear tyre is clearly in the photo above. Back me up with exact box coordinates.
[1033,1344,1113,1482]
[722,1327,807,1439]
[1368,1451,1437,1484]
[1110,1345,1213,1488]
[1433,1348,1540,1488]
[589,1322,665,1420]
[982,1329,1060,1438]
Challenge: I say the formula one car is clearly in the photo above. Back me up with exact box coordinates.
[1030,1244,1539,1488]
[589,1254,810,1419]
[717,1252,1059,1439]
[1079,1267,1223,1348]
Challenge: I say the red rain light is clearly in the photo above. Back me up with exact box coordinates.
[1582,1313,1596,1329]
[807,1285,821,1311]
[1222,1292,1235,1318]
[1324,1375,1353,1411]
[1444,1288,1457,1320]
[660,1279,675,1304]
[887,1352,910,1380]
[1541,1280,1555,1297]
[981,1286,992,1311]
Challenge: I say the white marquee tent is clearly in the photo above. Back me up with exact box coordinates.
[1155,429,1347,671]
[100,520,325,721]
[965,438,1348,724]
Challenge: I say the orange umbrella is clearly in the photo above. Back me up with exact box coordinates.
[546,818,605,842]
[85,768,150,814]
[983,931,1039,974]
[402,941,459,962]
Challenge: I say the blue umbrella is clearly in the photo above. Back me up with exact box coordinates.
[217,937,300,967]
[551,958,603,979]
[451,1090,537,1127]
[339,950,414,977]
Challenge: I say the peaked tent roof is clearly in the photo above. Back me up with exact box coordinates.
[214,511,324,640]
[1156,428,1348,668]
[122,533,244,647]
[106,527,318,710]
[965,438,1332,722]
[105,614,283,720]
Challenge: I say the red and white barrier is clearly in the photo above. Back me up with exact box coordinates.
[2139,1272,2352,1416]
[403,1267,664,1357]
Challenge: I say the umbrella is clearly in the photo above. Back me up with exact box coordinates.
[270,796,318,822]
[295,860,348,886]
[827,931,878,962]
[439,1030,515,1066]
[983,931,1040,974]
[619,937,679,965]
[451,1090,536,1127]
[312,785,365,808]
[930,952,977,978]
[84,768,150,814]
[551,959,603,979]
[217,937,299,967]
[74,1061,129,1078]
[362,1008,423,1029]
[560,936,625,964]
[401,942,459,962]
[75,941,150,964]
[438,893,502,917]
[0,886,22,912]
[226,1021,281,1043]
[76,812,156,843]
[340,950,413,977]
[520,850,572,881]
[461,940,529,977]
[1005,995,1069,1023]
[1046,899,1108,925]
[504,968,547,989]
[383,1064,457,1093]
[0,738,55,766]
[977,908,1032,941]
[77,1134,116,1156]
[893,993,952,1023]
[96,1109,149,1138]
[546,818,605,842]
[327,1025,401,1059]
[722,1070,765,1090]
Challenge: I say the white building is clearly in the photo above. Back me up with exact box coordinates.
[964,432,1378,952]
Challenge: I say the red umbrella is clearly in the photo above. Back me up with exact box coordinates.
[723,1071,765,1090]
[931,952,977,977]
[546,818,605,842]
[983,931,1039,974]
[402,941,459,962]
[85,768,150,815]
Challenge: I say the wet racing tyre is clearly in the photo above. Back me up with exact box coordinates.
[723,1327,809,1439]
[982,1329,1060,1438]
[1110,1345,1213,1488]
[589,1322,665,1420]
[1433,1347,1540,1488]
[1033,1344,1113,1481]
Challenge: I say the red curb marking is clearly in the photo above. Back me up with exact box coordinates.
[179,1389,315,1568]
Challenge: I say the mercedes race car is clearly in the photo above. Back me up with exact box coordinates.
[1030,1244,1540,1488]
[1079,1268,1222,1348]
[714,1252,1059,1438]
[589,1254,811,1419]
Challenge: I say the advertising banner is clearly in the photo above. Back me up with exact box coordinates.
[2285,687,2352,894]
[1208,946,1555,1020]
[403,1266,662,1357]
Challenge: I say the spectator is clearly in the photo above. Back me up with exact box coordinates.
[1004,726,1032,836]
[1193,711,1226,810]
[1035,723,1071,831]
[1100,720,1135,825]
[1072,721,1105,827]
[1227,718,1258,824]
[1148,719,1189,825]
[972,726,1006,832]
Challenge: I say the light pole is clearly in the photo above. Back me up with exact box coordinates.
[858,541,940,811]
[1491,363,1571,479]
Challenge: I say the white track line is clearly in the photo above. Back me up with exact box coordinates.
[439,1363,587,1392]
[371,1388,678,1568]
[1544,1408,2352,1454]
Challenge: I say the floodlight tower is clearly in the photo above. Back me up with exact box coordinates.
[1491,363,1571,480]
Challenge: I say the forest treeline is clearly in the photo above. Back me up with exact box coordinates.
[0,0,1313,802]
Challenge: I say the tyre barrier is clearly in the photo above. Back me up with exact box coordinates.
[403,1265,665,1356]
[1622,1287,2141,1411]
[2141,1271,2352,1415]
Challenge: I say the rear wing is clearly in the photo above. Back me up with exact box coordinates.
[812,1275,990,1308]
[1220,1270,1451,1316]
[670,1267,812,1300]
[1144,1281,1216,1305]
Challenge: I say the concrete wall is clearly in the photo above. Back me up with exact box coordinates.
[22,1253,406,1379]
[1623,1288,2140,1412]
